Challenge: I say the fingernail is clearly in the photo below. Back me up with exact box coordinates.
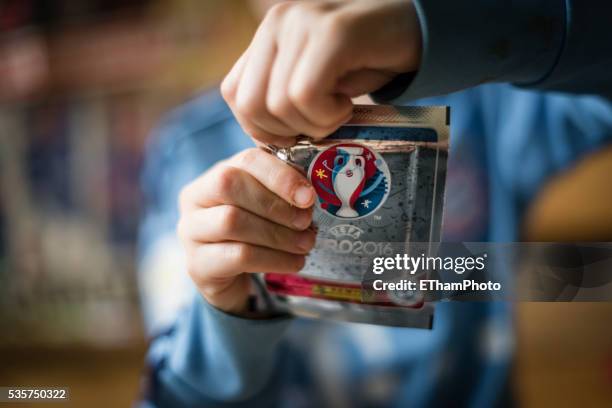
[296,231,315,252]
[293,209,312,230]
[294,185,315,207]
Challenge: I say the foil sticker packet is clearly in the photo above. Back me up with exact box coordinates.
[261,105,450,329]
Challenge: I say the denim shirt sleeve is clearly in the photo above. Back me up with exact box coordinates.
[146,295,293,407]
[374,0,612,103]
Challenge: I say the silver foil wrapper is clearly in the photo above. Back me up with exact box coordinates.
[262,105,450,329]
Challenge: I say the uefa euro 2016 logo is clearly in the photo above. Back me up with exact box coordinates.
[308,143,391,219]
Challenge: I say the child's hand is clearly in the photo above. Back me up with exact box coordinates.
[177,148,316,314]
[221,0,421,147]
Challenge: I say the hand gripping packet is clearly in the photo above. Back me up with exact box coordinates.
[262,105,450,329]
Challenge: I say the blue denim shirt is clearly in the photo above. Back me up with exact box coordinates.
[138,0,612,405]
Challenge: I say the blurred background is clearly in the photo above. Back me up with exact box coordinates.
[0,0,257,406]
[0,0,610,407]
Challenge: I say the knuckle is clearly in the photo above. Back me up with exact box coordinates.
[282,7,300,27]
[234,148,261,168]
[286,3,308,19]
[268,167,293,196]
[266,1,292,21]
[230,243,252,265]
[265,224,285,248]
[178,183,193,211]
[220,76,235,103]
[214,166,240,197]
[176,217,188,241]
[219,205,243,233]
[235,92,261,117]
[288,81,315,109]
[266,94,291,118]
[262,195,285,219]
[250,129,275,144]
[282,5,311,30]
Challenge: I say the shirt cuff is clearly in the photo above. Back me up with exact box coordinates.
[373,0,566,103]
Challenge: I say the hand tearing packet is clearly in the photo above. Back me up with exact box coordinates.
[260,105,450,329]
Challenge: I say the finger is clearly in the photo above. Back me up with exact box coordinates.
[182,165,313,230]
[289,33,353,133]
[223,49,296,146]
[267,30,338,139]
[232,108,297,147]
[235,16,298,138]
[222,49,296,146]
[189,242,306,282]
[228,148,315,208]
[180,206,316,254]
[221,50,249,104]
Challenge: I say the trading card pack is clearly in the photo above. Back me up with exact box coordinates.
[261,105,450,328]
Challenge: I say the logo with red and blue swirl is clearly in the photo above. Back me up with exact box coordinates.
[308,143,391,219]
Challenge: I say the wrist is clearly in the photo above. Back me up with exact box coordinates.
[200,276,250,316]
[202,275,283,319]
